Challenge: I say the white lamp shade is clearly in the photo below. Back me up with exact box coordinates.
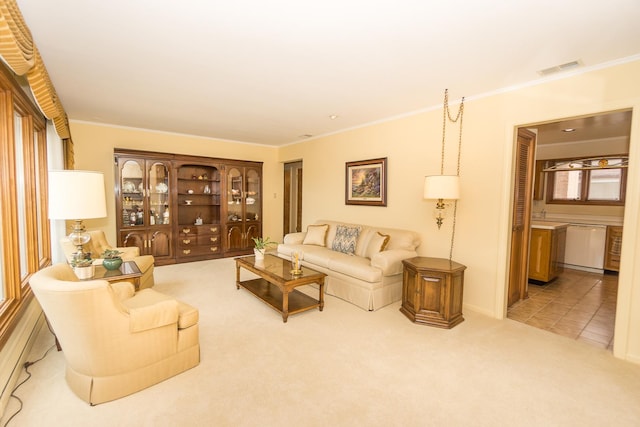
[424,175,460,200]
[48,170,108,220]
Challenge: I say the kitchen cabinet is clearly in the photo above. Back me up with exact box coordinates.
[604,226,623,272]
[115,153,174,265]
[528,224,567,282]
[224,163,262,255]
[400,257,467,328]
[533,160,546,200]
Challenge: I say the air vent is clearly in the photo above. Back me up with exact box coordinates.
[538,60,582,76]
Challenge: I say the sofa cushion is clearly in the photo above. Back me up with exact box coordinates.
[365,232,390,259]
[303,224,329,246]
[301,246,335,268]
[331,225,362,255]
[327,252,382,283]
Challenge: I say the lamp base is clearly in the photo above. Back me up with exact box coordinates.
[68,219,91,261]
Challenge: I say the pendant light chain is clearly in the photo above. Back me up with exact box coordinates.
[440,89,464,174]
[439,89,465,261]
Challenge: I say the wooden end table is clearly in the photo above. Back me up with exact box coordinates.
[90,261,143,290]
[235,254,326,322]
[400,257,467,328]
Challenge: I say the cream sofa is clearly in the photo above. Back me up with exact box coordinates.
[277,220,421,311]
[30,263,200,405]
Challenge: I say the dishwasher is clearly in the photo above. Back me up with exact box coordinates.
[563,224,607,272]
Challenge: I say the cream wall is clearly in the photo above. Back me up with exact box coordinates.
[278,59,640,363]
[69,60,640,364]
[69,123,282,246]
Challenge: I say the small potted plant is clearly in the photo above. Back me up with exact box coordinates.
[101,249,123,271]
[251,236,277,260]
[71,257,95,279]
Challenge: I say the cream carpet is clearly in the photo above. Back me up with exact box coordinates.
[4,257,640,426]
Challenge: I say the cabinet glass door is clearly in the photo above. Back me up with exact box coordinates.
[121,160,144,226]
[245,168,260,222]
[148,161,170,226]
[227,167,243,223]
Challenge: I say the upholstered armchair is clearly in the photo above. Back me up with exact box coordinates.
[29,263,200,405]
[61,230,155,289]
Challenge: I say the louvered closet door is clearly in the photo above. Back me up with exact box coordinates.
[507,129,536,307]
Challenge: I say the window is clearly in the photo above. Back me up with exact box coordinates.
[546,157,627,205]
[0,64,51,346]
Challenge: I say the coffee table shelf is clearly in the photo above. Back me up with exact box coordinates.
[235,255,326,322]
[239,278,321,316]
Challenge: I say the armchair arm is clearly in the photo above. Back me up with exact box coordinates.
[128,300,179,333]
[109,281,135,301]
[371,249,418,276]
[116,246,141,259]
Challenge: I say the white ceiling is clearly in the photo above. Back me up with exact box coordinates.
[16,0,640,146]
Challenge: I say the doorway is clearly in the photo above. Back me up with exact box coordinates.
[283,161,303,235]
[506,109,632,349]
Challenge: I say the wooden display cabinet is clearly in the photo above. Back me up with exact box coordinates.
[115,153,174,265]
[175,162,223,262]
[224,162,262,255]
[400,257,467,328]
[115,149,263,264]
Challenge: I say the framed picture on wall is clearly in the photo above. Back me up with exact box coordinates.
[345,157,387,206]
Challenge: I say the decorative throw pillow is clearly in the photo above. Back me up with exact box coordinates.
[331,225,362,255]
[303,224,329,246]
[366,232,390,259]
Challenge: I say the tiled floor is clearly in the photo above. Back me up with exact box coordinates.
[507,268,618,350]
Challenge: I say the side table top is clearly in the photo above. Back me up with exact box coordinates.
[403,256,466,273]
[93,260,142,281]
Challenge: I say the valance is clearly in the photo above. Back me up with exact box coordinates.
[53,111,70,139]
[0,0,34,75]
[27,48,63,119]
[0,0,71,139]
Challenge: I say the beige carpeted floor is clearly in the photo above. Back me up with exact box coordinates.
[3,257,640,426]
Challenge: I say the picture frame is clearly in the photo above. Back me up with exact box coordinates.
[345,157,387,206]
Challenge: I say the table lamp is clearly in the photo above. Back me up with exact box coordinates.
[48,170,107,262]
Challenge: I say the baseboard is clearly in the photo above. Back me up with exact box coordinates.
[562,264,604,275]
[463,303,497,318]
[0,300,44,419]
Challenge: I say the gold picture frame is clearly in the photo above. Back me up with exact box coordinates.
[345,157,387,206]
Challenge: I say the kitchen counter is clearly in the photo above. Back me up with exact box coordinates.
[531,220,570,230]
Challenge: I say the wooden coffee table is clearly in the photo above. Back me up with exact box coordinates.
[235,254,326,322]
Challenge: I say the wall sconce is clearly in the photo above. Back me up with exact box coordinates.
[424,89,465,260]
[424,175,460,229]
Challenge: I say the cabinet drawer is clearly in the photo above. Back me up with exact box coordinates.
[178,235,198,247]
[203,225,220,235]
[178,224,220,236]
[179,226,196,236]
[198,234,220,245]
[178,245,221,257]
